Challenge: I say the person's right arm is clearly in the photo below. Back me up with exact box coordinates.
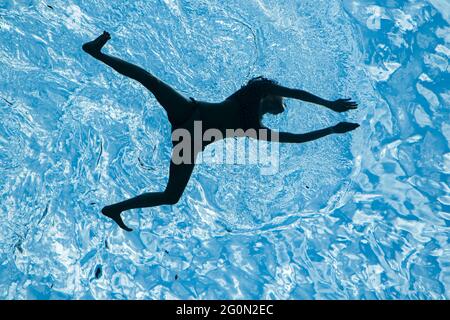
[255,122,360,143]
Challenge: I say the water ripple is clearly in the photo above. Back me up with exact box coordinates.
[0,0,448,299]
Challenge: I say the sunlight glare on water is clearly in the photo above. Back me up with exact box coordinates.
[0,0,449,299]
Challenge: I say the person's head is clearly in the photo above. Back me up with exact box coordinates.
[259,94,285,116]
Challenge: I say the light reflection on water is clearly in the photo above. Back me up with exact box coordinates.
[0,0,448,299]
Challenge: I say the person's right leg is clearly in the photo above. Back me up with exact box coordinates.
[102,154,196,231]
[82,31,194,126]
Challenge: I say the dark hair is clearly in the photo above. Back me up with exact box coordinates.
[241,76,278,95]
[247,75,278,85]
[226,76,279,129]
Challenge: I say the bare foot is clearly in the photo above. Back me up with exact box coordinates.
[82,31,111,57]
[101,205,133,232]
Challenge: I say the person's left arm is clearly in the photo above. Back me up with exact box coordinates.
[266,82,358,113]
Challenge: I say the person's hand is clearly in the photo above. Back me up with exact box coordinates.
[328,98,358,112]
[332,122,360,133]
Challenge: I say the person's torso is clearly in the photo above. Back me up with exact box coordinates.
[196,99,243,134]
[171,83,264,151]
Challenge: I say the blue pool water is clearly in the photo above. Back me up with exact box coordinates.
[0,0,449,299]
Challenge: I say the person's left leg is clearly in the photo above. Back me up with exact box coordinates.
[82,31,194,126]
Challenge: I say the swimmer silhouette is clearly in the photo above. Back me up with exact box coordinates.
[82,31,359,231]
